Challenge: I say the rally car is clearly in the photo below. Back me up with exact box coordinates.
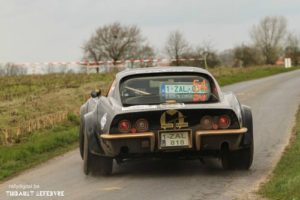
[79,66,253,175]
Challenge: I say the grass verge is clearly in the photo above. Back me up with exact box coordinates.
[0,118,79,181]
[260,107,300,200]
[210,65,298,86]
[0,66,299,181]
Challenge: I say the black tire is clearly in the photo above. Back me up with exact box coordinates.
[221,106,254,170]
[97,157,113,176]
[221,146,232,170]
[79,117,84,159]
[235,145,253,169]
[83,133,113,175]
[83,133,92,175]
[221,145,253,170]
[238,105,254,169]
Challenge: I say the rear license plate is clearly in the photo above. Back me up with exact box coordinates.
[160,131,191,148]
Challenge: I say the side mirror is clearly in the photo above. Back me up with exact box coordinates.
[91,89,101,98]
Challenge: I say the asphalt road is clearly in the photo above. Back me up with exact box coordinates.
[1,69,300,200]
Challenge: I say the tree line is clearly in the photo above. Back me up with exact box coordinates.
[1,15,299,76]
[83,16,300,69]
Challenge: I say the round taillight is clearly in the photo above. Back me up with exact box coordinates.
[118,120,131,133]
[135,118,149,132]
[200,115,213,130]
[218,115,231,129]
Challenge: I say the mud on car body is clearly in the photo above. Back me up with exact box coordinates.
[79,66,253,175]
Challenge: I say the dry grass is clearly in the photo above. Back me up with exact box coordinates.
[0,73,112,101]
[0,73,114,145]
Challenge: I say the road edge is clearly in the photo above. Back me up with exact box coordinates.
[238,105,299,200]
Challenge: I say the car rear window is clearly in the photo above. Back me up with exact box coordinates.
[120,74,218,106]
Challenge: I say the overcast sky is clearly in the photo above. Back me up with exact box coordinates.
[1,0,300,62]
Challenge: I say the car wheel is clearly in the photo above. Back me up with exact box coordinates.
[221,148,253,170]
[79,118,84,159]
[96,157,113,176]
[222,145,253,170]
[235,145,253,169]
[221,108,254,170]
[83,133,113,175]
[221,146,233,170]
[83,133,92,175]
[237,105,254,169]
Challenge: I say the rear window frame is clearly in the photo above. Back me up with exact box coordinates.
[119,72,220,107]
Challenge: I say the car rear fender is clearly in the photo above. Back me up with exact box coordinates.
[241,105,253,146]
[86,97,118,156]
[83,111,104,155]
[223,92,243,127]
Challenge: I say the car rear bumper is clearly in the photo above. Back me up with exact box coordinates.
[195,128,247,151]
[99,128,247,157]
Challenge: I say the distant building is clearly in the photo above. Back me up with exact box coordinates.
[275,57,284,65]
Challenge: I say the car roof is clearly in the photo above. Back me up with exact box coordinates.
[115,66,212,80]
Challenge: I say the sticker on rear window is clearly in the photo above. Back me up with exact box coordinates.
[160,79,211,102]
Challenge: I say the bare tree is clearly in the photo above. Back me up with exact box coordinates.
[165,30,189,66]
[132,44,156,67]
[233,44,264,67]
[82,35,103,73]
[0,63,27,76]
[44,63,68,74]
[285,32,300,66]
[45,63,56,74]
[135,45,155,59]
[250,16,287,64]
[83,22,145,72]
[194,40,215,69]
[0,64,5,76]
[219,49,235,67]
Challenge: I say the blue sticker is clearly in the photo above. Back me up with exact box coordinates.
[160,83,166,95]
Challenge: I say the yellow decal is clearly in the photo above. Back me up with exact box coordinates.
[160,109,188,129]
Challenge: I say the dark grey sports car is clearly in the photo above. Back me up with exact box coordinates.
[80,66,253,175]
